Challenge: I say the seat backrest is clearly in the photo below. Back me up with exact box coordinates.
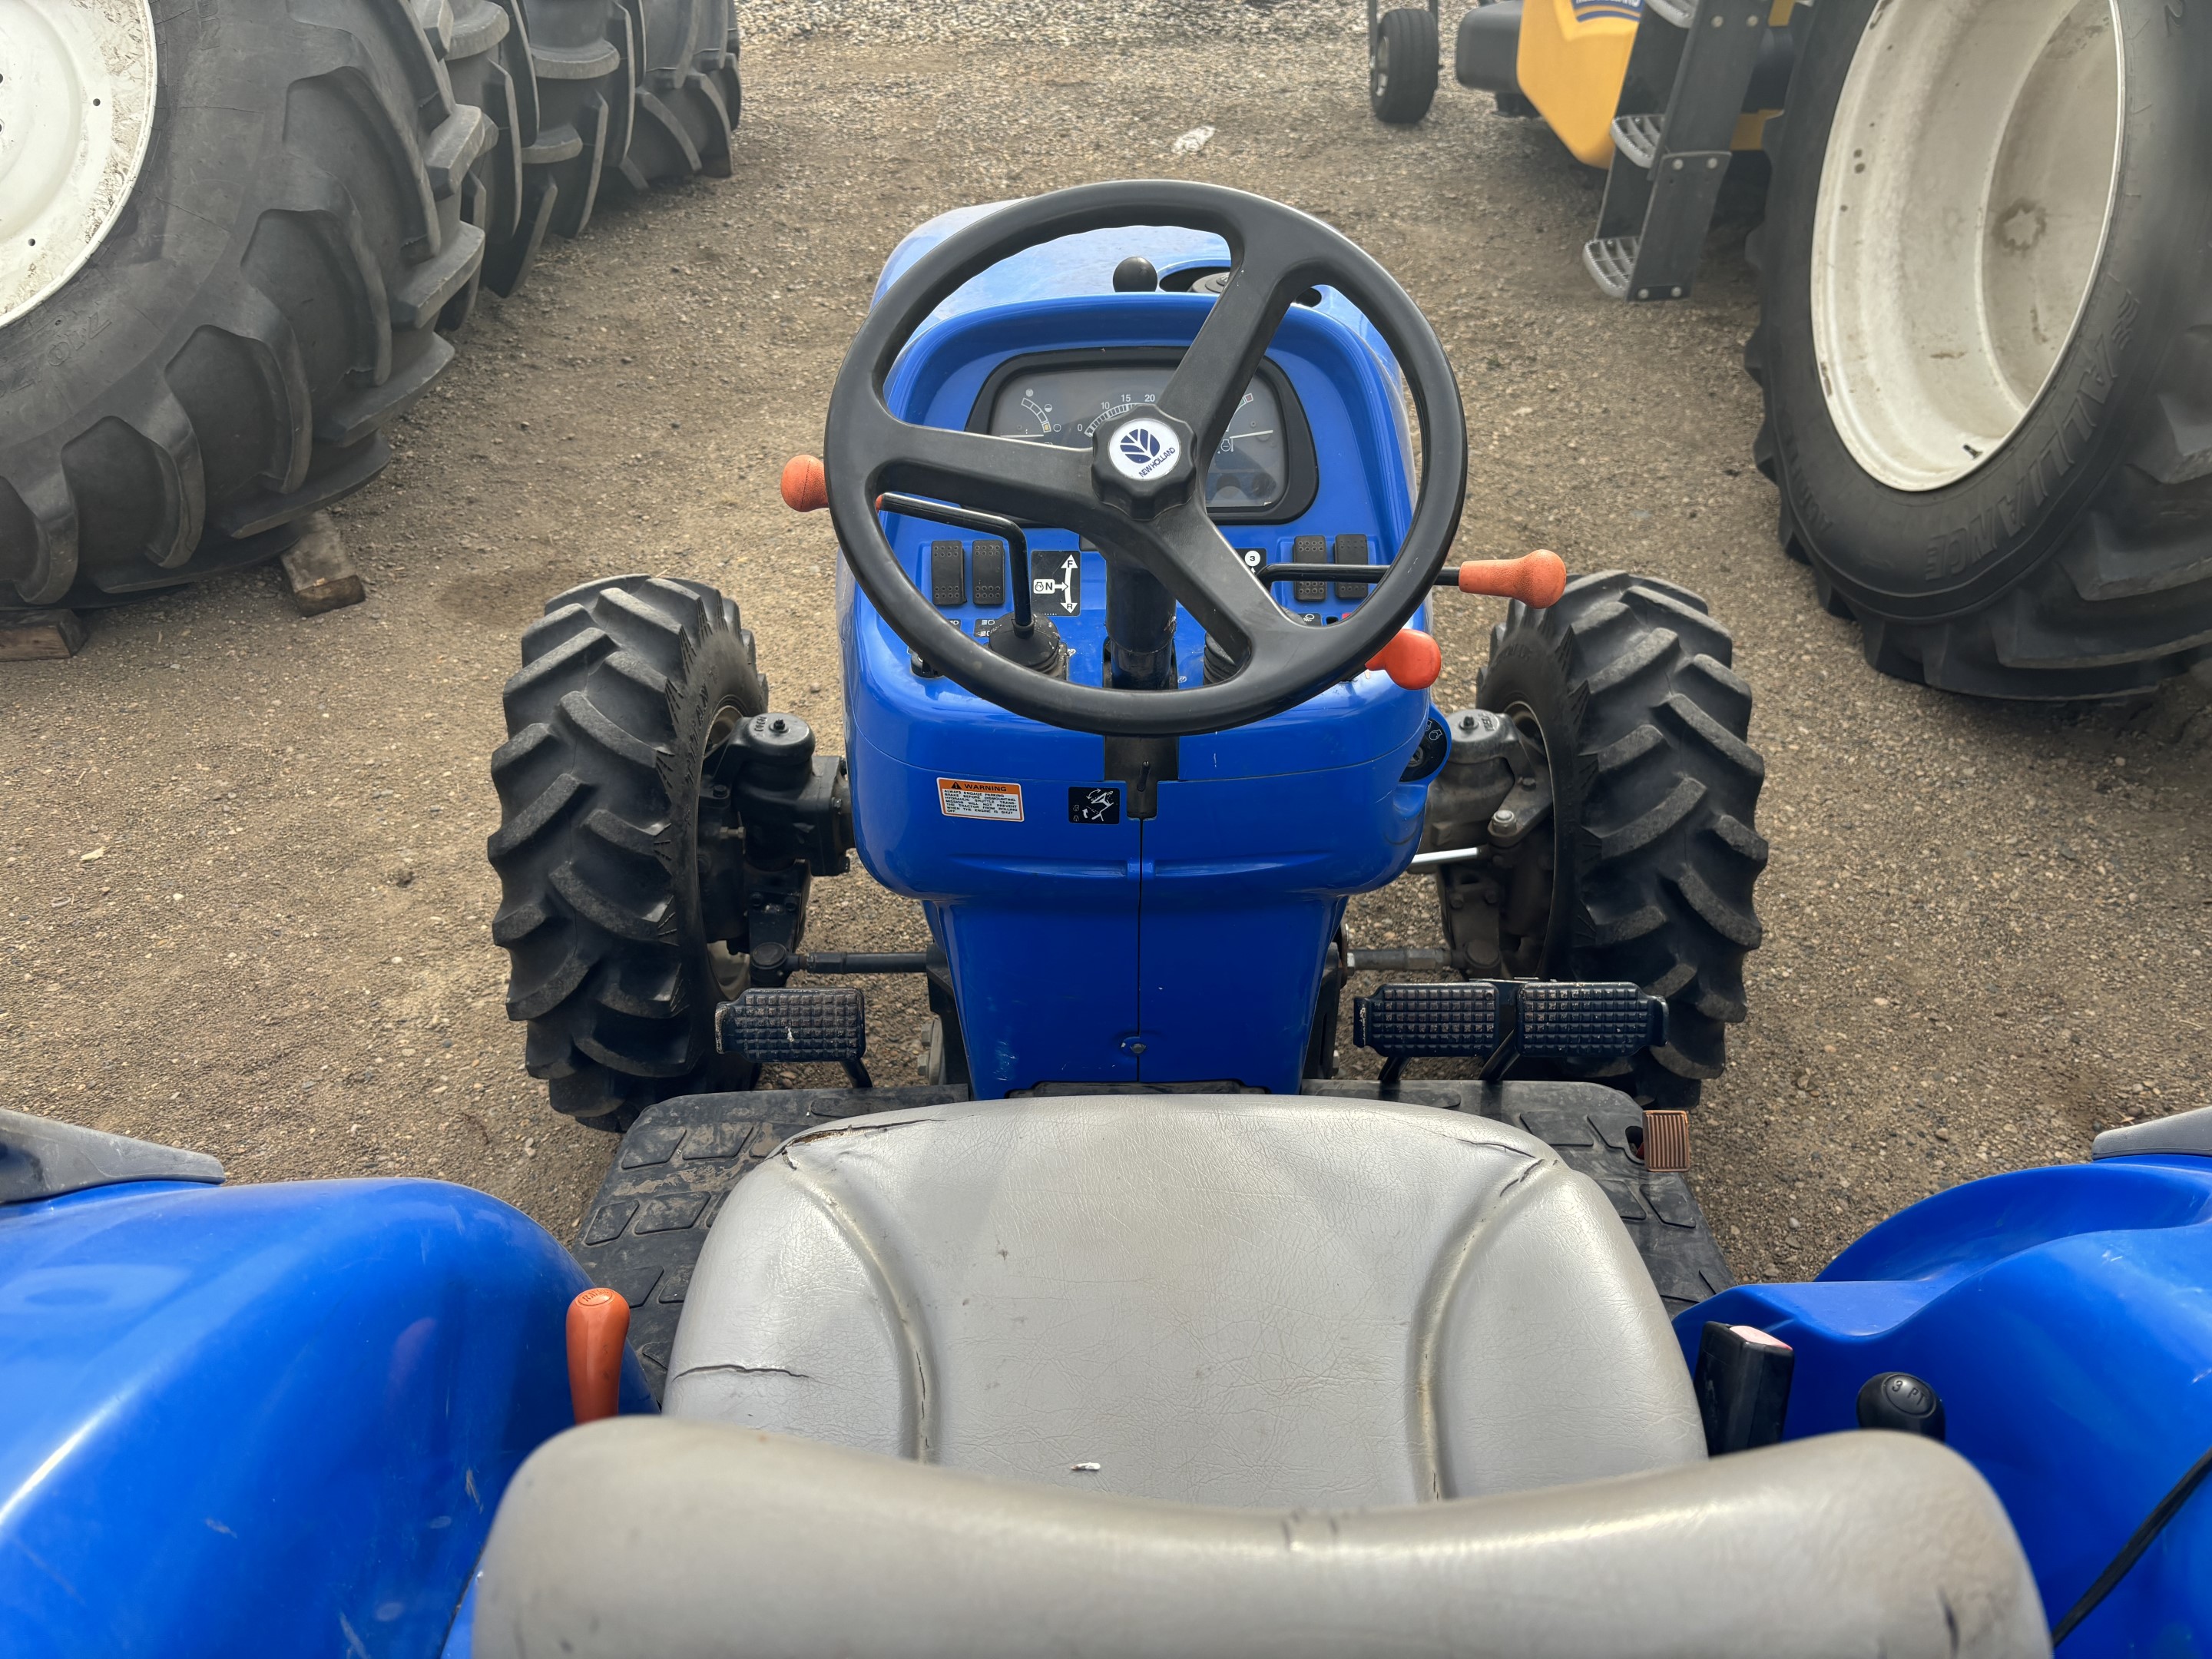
[473,1421,2053,1659]
[664,1094,1704,1506]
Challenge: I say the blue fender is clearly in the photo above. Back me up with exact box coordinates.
[1680,1157,2212,1657]
[0,1177,649,1658]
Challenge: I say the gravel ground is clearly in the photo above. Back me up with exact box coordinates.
[5,4,2209,1286]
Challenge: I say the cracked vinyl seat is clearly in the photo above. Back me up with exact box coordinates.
[661,1092,1704,1504]
[472,1094,2049,1658]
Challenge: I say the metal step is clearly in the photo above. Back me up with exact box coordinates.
[1611,112,1665,170]
[1584,0,1780,303]
[1583,236,1639,301]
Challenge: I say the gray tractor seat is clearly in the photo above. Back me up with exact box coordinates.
[662,1094,1705,1505]
[474,1422,2049,1658]
[474,1096,2049,1657]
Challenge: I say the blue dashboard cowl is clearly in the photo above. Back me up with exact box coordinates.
[0,1176,651,1658]
[835,197,1440,1096]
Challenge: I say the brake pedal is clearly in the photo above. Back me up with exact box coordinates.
[1515,982,1667,1058]
[717,987,870,1088]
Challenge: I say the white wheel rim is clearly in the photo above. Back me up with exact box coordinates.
[1811,0,2124,493]
[0,0,158,329]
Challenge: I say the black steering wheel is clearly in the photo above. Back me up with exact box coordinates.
[823,180,1469,737]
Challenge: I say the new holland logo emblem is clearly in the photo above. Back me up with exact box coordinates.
[1108,417,1182,482]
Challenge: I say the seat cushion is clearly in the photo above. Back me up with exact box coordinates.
[473,1422,2051,1659]
[664,1095,1704,1506]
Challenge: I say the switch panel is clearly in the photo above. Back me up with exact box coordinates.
[1291,534,1328,603]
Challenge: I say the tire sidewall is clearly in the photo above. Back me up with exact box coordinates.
[0,5,227,442]
[1760,0,2212,621]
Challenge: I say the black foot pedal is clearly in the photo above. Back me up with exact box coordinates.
[1516,982,1667,1058]
[717,987,870,1087]
[1353,982,1502,1057]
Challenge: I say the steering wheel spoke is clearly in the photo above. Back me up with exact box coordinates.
[1133,504,1307,673]
[1156,238,1311,455]
[866,413,1097,526]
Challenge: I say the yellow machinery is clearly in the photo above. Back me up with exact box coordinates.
[1363,0,2212,704]
[1369,0,1797,300]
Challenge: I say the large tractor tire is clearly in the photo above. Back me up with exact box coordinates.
[614,0,741,189]
[488,576,770,1130]
[0,0,488,611]
[1424,575,1767,1111]
[1750,0,2212,698]
[497,0,638,266]
[438,0,535,314]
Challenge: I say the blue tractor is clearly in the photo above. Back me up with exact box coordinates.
[4,184,2207,1657]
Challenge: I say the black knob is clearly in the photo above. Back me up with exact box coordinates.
[1111,256,1159,293]
[1856,1372,1945,1440]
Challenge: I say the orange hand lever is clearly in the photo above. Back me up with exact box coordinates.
[780,454,829,513]
[1367,628,1442,691]
[566,1287,629,1425]
[1455,550,1567,608]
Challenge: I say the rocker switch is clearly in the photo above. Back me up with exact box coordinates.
[1292,535,1328,603]
[972,540,1006,607]
[1333,533,1371,601]
[929,540,966,608]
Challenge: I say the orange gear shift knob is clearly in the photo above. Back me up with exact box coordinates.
[1456,549,1567,608]
[780,453,829,513]
[566,1287,629,1425]
[1367,628,1442,690]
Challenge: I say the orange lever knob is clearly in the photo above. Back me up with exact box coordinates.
[566,1287,629,1425]
[1367,628,1442,690]
[780,453,829,513]
[1456,549,1567,608]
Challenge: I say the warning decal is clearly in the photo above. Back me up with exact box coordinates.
[937,778,1025,822]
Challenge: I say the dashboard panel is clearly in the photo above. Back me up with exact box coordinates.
[968,349,1318,522]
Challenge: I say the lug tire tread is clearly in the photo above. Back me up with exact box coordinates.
[487,575,764,1129]
[1475,572,1768,1109]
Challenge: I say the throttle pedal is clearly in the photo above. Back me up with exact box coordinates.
[717,987,870,1087]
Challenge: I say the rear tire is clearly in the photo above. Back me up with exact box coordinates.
[487,576,767,1130]
[1440,575,1768,1110]
[613,0,740,187]
[1750,0,2212,698]
[1370,8,1439,127]
[0,0,485,611]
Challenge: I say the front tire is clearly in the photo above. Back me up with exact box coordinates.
[1371,8,1440,127]
[1751,0,2212,698]
[488,576,767,1129]
[1432,575,1768,1110]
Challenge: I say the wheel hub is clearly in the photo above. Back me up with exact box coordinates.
[1810,0,2124,492]
[0,0,158,328]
